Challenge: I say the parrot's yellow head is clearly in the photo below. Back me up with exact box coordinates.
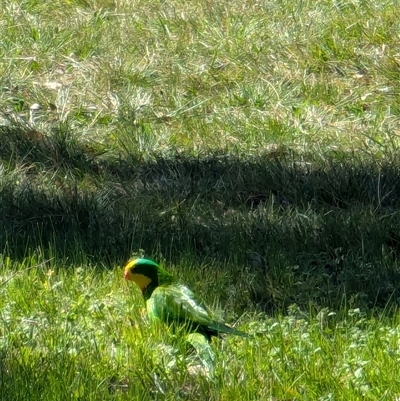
[123,258,174,297]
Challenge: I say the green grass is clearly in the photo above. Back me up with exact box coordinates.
[2,0,400,399]
[1,256,400,400]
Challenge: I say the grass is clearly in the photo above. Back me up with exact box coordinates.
[1,0,400,399]
[1,256,400,400]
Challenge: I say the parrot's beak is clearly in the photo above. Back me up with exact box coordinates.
[124,269,131,280]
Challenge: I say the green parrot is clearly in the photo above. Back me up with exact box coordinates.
[123,258,248,340]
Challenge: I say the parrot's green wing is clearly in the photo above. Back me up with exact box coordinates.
[146,284,213,327]
[146,283,248,339]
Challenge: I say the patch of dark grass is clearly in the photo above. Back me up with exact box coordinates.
[0,118,106,174]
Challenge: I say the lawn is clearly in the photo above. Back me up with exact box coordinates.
[1,0,400,399]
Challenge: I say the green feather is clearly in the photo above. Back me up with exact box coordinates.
[147,284,249,339]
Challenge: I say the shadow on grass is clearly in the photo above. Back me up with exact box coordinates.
[1,121,400,311]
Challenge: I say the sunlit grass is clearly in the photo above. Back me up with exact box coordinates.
[1,0,400,154]
[1,256,400,400]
